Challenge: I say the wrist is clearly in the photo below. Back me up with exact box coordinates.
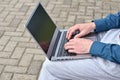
[88,40,94,53]
[90,22,96,30]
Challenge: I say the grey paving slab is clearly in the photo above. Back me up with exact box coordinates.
[0,0,120,80]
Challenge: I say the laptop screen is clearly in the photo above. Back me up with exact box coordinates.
[26,3,56,53]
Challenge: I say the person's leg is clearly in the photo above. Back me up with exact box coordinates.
[39,30,120,80]
[39,57,120,80]
[39,59,62,80]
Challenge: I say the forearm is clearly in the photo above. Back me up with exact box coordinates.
[90,41,120,64]
[93,12,120,32]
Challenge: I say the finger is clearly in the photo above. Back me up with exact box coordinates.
[69,39,75,42]
[66,27,74,39]
[66,30,73,40]
[66,29,70,38]
[66,28,71,39]
[64,41,74,47]
[67,27,78,40]
[68,29,77,40]
[74,31,86,38]
[64,41,74,49]
[64,45,74,50]
[68,49,75,53]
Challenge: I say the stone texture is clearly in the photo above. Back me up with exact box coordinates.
[0,72,13,80]
[27,60,42,75]
[11,47,25,59]
[19,54,33,67]
[0,65,4,74]
[12,74,37,80]
[4,66,27,73]
[0,58,18,65]
[0,0,120,80]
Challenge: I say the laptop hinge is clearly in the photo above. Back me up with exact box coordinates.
[51,31,61,57]
[47,28,61,59]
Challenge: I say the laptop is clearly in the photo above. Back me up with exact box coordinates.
[25,3,100,61]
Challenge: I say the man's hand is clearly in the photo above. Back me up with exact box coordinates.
[66,22,96,40]
[64,38,93,54]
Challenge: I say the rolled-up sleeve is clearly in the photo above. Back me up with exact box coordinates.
[93,12,120,32]
[90,41,120,64]
[90,12,120,64]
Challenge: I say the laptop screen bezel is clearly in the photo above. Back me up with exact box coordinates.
[25,2,60,59]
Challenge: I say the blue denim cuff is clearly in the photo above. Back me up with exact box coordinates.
[90,41,106,56]
[93,19,107,32]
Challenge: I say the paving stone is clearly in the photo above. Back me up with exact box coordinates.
[19,0,33,3]
[0,22,10,26]
[0,27,16,31]
[16,22,25,32]
[95,1,102,6]
[27,60,42,75]
[30,38,36,42]
[0,45,4,51]
[46,3,55,10]
[4,41,17,52]
[0,52,12,58]
[87,0,95,2]
[63,0,72,5]
[10,37,30,42]
[12,74,37,80]
[33,55,45,61]
[75,18,85,24]
[9,0,18,5]
[0,7,4,13]
[60,11,68,18]
[20,4,29,12]
[23,30,31,37]
[0,18,4,22]
[0,36,10,46]
[111,0,119,1]
[103,2,111,10]
[0,72,13,80]
[86,10,94,16]
[15,3,23,8]
[0,0,120,80]
[94,13,102,19]
[80,2,94,6]
[4,15,15,23]
[18,42,38,48]
[4,32,23,36]
[0,11,9,18]
[0,65,4,74]
[0,58,18,65]
[4,66,27,73]
[9,18,21,27]
[25,48,43,54]
[10,11,25,16]
[11,47,25,59]
[19,54,33,67]
[67,15,76,22]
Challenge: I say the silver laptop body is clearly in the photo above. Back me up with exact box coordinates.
[25,3,100,61]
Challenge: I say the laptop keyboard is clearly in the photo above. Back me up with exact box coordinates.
[57,31,76,57]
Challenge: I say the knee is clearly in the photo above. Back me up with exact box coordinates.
[42,60,57,74]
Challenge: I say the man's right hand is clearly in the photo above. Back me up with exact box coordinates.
[66,22,96,40]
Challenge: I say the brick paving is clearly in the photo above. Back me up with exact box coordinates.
[0,0,120,80]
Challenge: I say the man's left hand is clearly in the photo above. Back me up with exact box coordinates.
[64,38,93,54]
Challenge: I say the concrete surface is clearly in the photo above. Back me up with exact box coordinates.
[0,0,120,80]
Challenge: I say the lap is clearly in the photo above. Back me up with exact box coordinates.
[42,57,120,80]
[40,31,120,80]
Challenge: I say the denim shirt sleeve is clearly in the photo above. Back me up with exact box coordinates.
[90,41,120,64]
[93,12,120,32]
[90,12,120,64]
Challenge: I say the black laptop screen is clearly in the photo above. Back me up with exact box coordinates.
[26,3,56,53]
